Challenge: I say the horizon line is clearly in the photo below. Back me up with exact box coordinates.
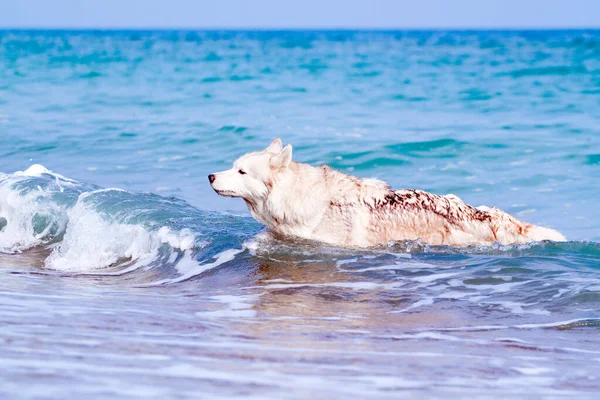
[1,26,600,32]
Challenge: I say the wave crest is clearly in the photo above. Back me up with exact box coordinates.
[0,165,227,275]
[45,198,197,271]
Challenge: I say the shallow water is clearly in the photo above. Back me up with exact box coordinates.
[1,30,600,398]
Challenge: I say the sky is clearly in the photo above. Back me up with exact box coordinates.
[1,0,599,29]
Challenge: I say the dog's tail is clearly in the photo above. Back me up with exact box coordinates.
[477,205,566,243]
[526,225,567,242]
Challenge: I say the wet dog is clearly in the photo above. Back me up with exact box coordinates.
[209,139,565,247]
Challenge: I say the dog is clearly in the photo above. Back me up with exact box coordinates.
[209,139,566,247]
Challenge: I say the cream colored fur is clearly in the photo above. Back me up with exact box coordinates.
[209,139,566,247]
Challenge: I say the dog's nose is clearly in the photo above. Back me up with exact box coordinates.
[208,174,216,184]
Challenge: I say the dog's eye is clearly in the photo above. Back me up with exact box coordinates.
[238,169,246,175]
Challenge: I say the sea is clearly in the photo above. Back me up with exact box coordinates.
[0,30,599,399]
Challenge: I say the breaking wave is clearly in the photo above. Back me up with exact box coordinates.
[0,165,597,284]
[0,165,257,281]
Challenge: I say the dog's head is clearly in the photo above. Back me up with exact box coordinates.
[209,138,292,201]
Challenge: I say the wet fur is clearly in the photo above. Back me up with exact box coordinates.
[210,140,566,247]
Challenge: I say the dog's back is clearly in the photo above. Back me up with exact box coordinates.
[316,174,565,246]
[210,139,565,247]
[359,188,565,246]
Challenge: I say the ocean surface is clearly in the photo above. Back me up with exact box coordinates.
[1,30,599,399]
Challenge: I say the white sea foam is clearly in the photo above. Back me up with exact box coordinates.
[45,196,197,271]
[19,164,79,185]
[195,294,259,319]
[256,281,395,290]
[389,297,435,313]
[1,165,200,272]
[148,248,243,285]
[0,167,69,253]
[480,300,551,315]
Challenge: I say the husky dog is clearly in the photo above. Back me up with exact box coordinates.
[209,139,566,247]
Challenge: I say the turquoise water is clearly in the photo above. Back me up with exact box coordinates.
[1,30,600,398]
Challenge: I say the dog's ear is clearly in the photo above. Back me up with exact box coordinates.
[265,138,283,154]
[270,145,293,169]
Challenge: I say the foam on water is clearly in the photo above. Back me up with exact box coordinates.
[45,199,196,271]
[0,165,227,275]
[0,165,75,252]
